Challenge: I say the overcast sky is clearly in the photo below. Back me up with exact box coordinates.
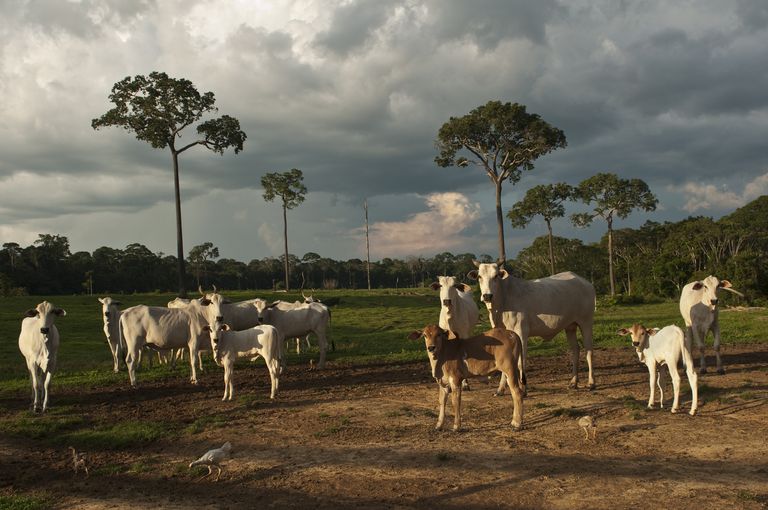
[1,0,767,263]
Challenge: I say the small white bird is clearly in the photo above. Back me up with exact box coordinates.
[189,442,233,481]
[577,415,597,440]
[68,446,89,477]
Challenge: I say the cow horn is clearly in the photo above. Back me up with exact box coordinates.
[721,287,745,298]
[198,285,205,296]
[213,284,218,293]
[302,291,309,299]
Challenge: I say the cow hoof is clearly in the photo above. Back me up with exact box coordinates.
[492,391,503,397]
[512,424,522,432]
[689,409,697,416]
[717,368,725,375]
[671,408,678,414]
[568,382,578,390]
[588,383,596,391]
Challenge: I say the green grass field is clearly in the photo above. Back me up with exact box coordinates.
[1,289,765,392]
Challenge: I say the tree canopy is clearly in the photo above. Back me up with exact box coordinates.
[435,100,567,260]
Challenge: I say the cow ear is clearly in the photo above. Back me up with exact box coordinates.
[24,309,38,318]
[719,280,732,288]
[498,268,509,279]
[54,308,66,317]
[467,270,479,280]
[429,282,441,291]
[692,282,704,290]
[407,330,422,341]
[455,283,472,293]
[617,328,630,336]
[268,301,280,309]
[647,328,659,336]
[98,298,105,304]
[222,324,231,331]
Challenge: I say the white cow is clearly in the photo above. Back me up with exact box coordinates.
[429,276,479,339]
[254,299,332,368]
[18,301,66,412]
[120,298,214,387]
[618,324,698,415]
[679,275,743,374]
[468,260,596,391]
[98,297,124,373]
[205,323,283,401]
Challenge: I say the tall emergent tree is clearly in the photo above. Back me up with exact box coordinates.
[435,100,567,260]
[261,168,307,291]
[188,242,220,289]
[508,183,574,275]
[571,172,658,296]
[92,72,247,297]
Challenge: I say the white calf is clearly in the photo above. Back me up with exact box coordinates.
[205,323,283,401]
[18,301,66,412]
[618,324,698,415]
[98,297,123,372]
[679,275,743,374]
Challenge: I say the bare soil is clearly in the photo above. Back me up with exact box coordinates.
[2,344,767,509]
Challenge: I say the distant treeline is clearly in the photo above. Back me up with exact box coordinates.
[2,197,766,301]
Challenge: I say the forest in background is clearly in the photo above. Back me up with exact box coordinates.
[1,196,766,302]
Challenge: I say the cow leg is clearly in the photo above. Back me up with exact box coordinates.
[109,340,120,373]
[580,322,596,389]
[566,326,580,389]
[198,351,204,371]
[189,346,199,384]
[125,344,141,388]
[28,364,41,412]
[669,364,681,413]
[712,321,724,374]
[647,364,657,409]
[686,365,699,416]
[268,359,280,399]
[436,385,448,430]
[691,326,707,374]
[451,381,462,432]
[505,370,523,430]
[42,370,53,412]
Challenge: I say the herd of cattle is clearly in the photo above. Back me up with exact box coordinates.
[17,260,743,433]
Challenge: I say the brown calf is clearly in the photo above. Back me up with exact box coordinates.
[408,325,525,432]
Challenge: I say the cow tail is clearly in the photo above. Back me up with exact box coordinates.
[118,313,127,363]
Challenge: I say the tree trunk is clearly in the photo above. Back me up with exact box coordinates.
[172,150,187,297]
[546,219,555,275]
[494,180,506,261]
[607,215,615,296]
[283,203,290,291]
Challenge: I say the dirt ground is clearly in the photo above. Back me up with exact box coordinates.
[1,344,767,509]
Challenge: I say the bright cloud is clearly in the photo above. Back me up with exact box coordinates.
[672,172,768,212]
[366,192,481,257]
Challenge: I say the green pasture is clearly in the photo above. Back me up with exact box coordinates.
[0,289,766,393]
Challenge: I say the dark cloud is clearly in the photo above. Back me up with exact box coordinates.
[314,0,397,56]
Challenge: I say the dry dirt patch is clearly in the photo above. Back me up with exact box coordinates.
[1,345,767,509]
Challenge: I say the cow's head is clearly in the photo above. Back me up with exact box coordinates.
[98,297,121,320]
[618,323,657,360]
[691,275,744,312]
[25,301,66,337]
[408,324,449,359]
[467,259,508,305]
[201,292,228,325]
[302,291,320,304]
[430,276,471,310]
[203,322,230,366]
[252,298,270,324]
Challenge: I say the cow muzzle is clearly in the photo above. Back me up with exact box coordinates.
[482,293,493,303]
[632,341,640,347]
[40,327,49,335]
[427,345,436,353]
[442,299,452,308]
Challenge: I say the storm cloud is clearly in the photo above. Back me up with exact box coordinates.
[1,0,766,261]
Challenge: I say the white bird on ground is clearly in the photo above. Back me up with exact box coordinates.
[68,446,89,477]
[577,415,597,440]
[189,442,233,481]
